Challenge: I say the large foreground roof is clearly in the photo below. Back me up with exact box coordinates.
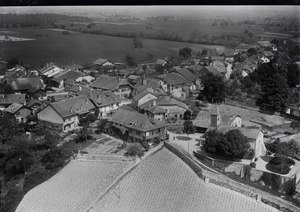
[92,149,277,212]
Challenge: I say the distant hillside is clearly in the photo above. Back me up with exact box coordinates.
[0,13,92,28]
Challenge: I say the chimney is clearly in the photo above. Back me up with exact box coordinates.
[153,100,156,106]
[79,86,82,91]
[70,107,74,113]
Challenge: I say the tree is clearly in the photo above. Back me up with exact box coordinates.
[202,72,226,103]
[41,147,66,170]
[247,47,257,56]
[179,47,192,59]
[203,129,250,159]
[260,73,290,111]
[125,55,136,67]
[286,64,299,88]
[125,143,144,157]
[183,110,192,120]
[75,126,92,143]
[183,120,195,134]
[133,34,143,48]
[201,49,208,57]
[221,130,250,159]
[6,58,19,69]
[203,130,223,154]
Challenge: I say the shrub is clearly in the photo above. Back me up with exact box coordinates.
[249,162,256,168]
[41,148,66,170]
[125,143,144,157]
[284,179,296,197]
[140,139,150,150]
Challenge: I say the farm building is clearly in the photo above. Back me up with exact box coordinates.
[7,77,44,94]
[37,95,96,132]
[0,94,26,108]
[92,58,114,67]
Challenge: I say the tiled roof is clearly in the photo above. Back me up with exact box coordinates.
[90,75,130,90]
[175,68,198,82]
[5,103,24,114]
[90,90,121,107]
[64,64,84,70]
[68,85,92,97]
[49,96,95,119]
[217,126,261,140]
[52,70,83,83]
[8,78,44,93]
[148,106,166,114]
[0,94,26,105]
[203,66,223,77]
[224,48,236,57]
[133,90,157,102]
[26,99,42,108]
[134,78,161,89]
[111,109,165,132]
[163,72,187,85]
[93,58,113,66]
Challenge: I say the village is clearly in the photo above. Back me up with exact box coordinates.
[0,26,300,211]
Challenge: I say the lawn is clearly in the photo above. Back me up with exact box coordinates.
[0,27,224,68]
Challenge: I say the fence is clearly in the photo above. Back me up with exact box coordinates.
[164,142,299,212]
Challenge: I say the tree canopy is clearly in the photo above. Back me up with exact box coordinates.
[203,129,250,159]
[179,47,192,59]
[201,72,226,103]
[183,120,195,134]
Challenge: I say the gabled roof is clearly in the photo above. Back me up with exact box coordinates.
[52,70,83,83]
[5,103,25,114]
[0,94,26,105]
[175,68,198,82]
[26,99,42,108]
[89,90,121,108]
[49,96,95,119]
[8,78,44,93]
[64,64,84,70]
[39,63,64,77]
[203,66,223,77]
[68,85,92,97]
[90,75,130,90]
[111,109,165,132]
[139,96,188,111]
[93,58,114,66]
[134,78,161,89]
[224,48,236,57]
[148,106,166,114]
[163,72,187,86]
[217,126,261,141]
[211,105,220,115]
[133,90,158,102]
[5,66,27,78]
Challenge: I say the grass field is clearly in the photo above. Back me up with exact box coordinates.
[0,27,224,68]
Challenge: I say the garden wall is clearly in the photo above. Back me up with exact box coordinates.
[194,151,295,195]
[164,142,299,212]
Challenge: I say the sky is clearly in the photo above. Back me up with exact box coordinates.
[0,6,298,18]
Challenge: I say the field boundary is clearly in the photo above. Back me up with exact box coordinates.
[164,142,299,212]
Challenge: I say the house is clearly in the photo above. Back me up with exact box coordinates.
[257,41,272,48]
[7,77,44,94]
[93,58,114,67]
[233,61,257,77]
[110,109,166,143]
[161,72,188,98]
[201,66,224,78]
[0,94,26,108]
[90,75,132,99]
[217,126,267,159]
[64,64,84,71]
[263,51,274,59]
[235,43,258,54]
[68,85,92,97]
[211,60,227,76]
[75,76,95,84]
[139,96,189,120]
[5,65,26,79]
[133,90,158,107]
[156,59,167,66]
[223,48,236,62]
[89,90,121,118]
[39,63,64,78]
[5,103,31,123]
[26,99,43,114]
[194,104,242,132]
[37,96,96,132]
[51,70,83,90]
[128,75,141,85]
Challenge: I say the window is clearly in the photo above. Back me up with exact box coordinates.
[146,132,150,137]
